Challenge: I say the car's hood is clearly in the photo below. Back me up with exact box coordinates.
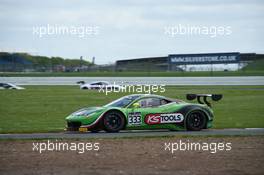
[66,107,105,120]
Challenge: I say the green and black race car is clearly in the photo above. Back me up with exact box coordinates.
[66,94,222,132]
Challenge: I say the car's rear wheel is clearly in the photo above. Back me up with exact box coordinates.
[103,111,125,132]
[186,110,206,131]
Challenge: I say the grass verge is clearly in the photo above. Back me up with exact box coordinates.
[0,85,263,133]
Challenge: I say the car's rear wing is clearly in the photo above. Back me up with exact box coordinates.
[186,94,223,107]
[77,81,85,85]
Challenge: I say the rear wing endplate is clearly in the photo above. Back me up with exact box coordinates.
[77,81,85,85]
[186,94,223,107]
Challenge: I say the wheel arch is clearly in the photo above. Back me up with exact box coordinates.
[177,105,212,129]
[102,109,127,129]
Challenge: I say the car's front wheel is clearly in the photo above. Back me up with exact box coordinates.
[186,110,207,131]
[103,111,125,132]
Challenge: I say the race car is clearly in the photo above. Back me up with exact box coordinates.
[77,81,125,90]
[66,94,222,132]
[0,83,25,90]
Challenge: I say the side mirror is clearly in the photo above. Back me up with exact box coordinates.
[132,102,140,108]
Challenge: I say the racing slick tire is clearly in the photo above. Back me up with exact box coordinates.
[90,129,101,133]
[103,110,125,132]
[186,110,207,131]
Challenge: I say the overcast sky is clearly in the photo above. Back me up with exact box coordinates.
[0,0,263,64]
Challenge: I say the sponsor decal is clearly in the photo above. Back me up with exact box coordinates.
[128,112,142,125]
[145,113,184,125]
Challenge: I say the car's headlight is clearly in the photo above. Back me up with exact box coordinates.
[84,111,97,117]
[73,110,96,117]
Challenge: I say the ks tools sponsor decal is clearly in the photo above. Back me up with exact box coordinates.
[145,113,184,125]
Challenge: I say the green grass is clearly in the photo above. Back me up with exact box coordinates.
[1,70,264,77]
[0,85,264,133]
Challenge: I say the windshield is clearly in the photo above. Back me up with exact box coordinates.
[104,95,141,108]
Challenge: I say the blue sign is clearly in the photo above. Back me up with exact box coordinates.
[169,52,240,64]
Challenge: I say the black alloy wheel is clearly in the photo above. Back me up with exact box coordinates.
[186,111,206,131]
[103,111,125,132]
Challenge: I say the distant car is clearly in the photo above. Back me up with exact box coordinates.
[66,93,222,133]
[77,81,125,90]
[0,83,25,90]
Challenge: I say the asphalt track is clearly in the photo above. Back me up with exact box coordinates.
[1,76,264,85]
[0,128,263,139]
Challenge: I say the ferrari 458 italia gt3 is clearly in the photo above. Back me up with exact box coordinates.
[66,94,222,132]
